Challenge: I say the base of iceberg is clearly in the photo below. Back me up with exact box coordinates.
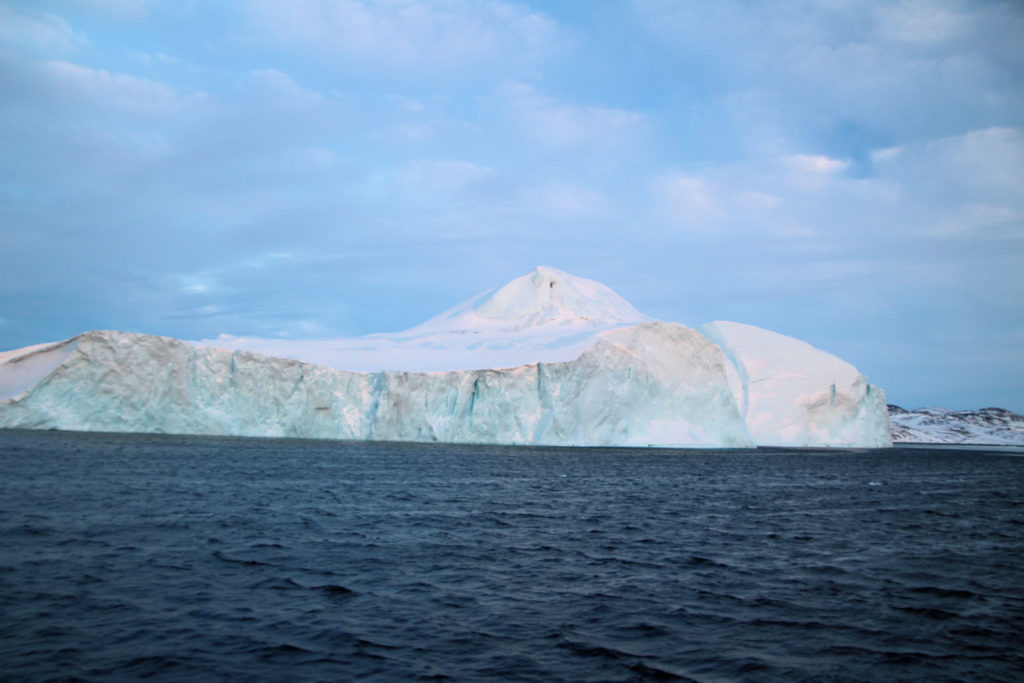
[0,267,891,448]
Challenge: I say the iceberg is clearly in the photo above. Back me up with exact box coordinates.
[0,267,891,447]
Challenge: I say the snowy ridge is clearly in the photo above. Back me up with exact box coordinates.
[198,266,651,373]
[415,265,651,333]
[0,267,891,447]
[0,338,79,401]
[889,405,1024,445]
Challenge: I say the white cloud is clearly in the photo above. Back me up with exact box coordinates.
[520,183,609,220]
[0,3,84,54]
[778,154,851,192]
[396,159,494,194]
[784,154,849,176]
[66,0,155,19]
[500,81,644,148]
[872,1,967,44]
[871,146,903,163]
[384,121,436,143]
[635,0,1024,148]
[243,252,297,270]
[39,60,199,112]
[649,125,1024,245]
[875,127,1024,187]
[387,93,426,114]
[737,190,781,211]
[930,127,1024,196]
[872,126,1024,238]
[656,173,721,224]
[174,273,218,295]
[294,146,338,168]
[248,69,323,104]
[649,150,886,238]
[244,0,559,69]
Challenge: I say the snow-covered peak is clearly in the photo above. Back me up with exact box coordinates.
[889,405,1024,445]
[412,266,651,333]
[195,267,652,372]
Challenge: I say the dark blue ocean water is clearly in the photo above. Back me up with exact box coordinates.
[1,430,1022,682]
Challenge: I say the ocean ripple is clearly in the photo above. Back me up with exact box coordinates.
[1,431,1023,681]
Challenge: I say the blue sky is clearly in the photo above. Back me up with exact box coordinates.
[1,0,1022,411]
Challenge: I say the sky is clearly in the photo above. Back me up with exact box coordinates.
[1,0,1022,412]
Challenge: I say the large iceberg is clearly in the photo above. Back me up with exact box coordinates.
[0,267,890,447]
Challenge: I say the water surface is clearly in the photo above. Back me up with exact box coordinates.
[1,430,1022,681]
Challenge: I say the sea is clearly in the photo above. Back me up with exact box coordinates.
[1,430,1022,682]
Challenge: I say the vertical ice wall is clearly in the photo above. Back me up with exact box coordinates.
[0,326,756,447]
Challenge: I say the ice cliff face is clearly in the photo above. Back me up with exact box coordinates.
[0,325,752,447]
[0,267,891,447]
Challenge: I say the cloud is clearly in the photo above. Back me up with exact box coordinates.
[499,81,644,148]
[519,183,609,221]
[173,273,218,295]
[65,0,156,19]
[396,159,494,195]
[243,0,559,71]
[652,122,1022,237]
[784,154,849,176]
[38,59,199,112]
[651,153,854,234]
[0,2,84,54]
[635,0,1024,153]
[872,1,967,44]
[247,68,323,104]
[871,126,1024,238]
[655,173,722,225]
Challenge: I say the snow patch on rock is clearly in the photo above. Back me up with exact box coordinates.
[889,405,1024,445]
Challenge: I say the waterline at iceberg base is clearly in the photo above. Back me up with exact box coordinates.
[0,267,891,448]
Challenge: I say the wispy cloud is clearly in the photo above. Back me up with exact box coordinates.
[243,0,560,70]
[499,81,644,148]
[38,60,199,112]
[0,2,84,53]
[396,159,494,195]
[636,0,1024,152]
